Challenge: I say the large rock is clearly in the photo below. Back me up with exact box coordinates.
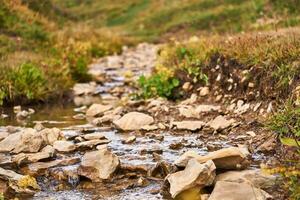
[12,145,55,165]
[0,129,44,153]
[172,121,205,131]
[53,141,76,152]
[208,181,272,200]
[167,159,216,198]
[175,147,250,169]
[0,167,40,197]
[113,112,154,131]
[78,148,119,181]
[215,169,277,190]
[207,115,236,131]
[40,128,62,145]
[25,157,80,175]
[86,104,113,117]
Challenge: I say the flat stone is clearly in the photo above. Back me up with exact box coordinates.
[113,112,154,131]
[208,181,272,200]
[86,104,113,117]
[73,83,96,96]
[25,157,80,175]
[215,169,277,190]
[53,141,76,152]
[175,147,250,169]
[207,116,236,131]
[76,139,110,149]
[167,159,216,198]
[82,132,106,140]
[172,121,205,131]
[78,149,119,181]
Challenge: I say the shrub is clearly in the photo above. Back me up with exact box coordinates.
[137,73,180,99]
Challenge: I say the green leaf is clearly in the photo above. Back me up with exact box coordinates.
[280,137,300,147]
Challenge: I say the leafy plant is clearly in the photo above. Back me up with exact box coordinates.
[268,100,300,149]
[138,73,180,99]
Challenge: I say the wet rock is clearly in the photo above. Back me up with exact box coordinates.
[136,177,149,187]
[208,181,272,200]
[215,169,277,190]
[0,154,12,166]
[92,114,121,125]
[175,147,250,169]
[16,110,30,120]
[122,136,136,144]
[141,125,159,131]
[53,141,76,152]
[150,161,174,178]
[121,163,150,175]
[78,149,120,181]
[82,132,106,140]
[182,82,192,91]
[113,112,154,131]
[207,115,236,132]
[73,113,86,120]
[12,145,55,165]
[0,131,9,141]
[86,103,113,117]
[167,159,216,198]
[257,136,276,152]
[0,128,44,153]
[172,121,205,131]
[25,157,80,175]
[40,128,62,145]
[0,167,40,197]
[74,106,87,113]
[76,139,110,149]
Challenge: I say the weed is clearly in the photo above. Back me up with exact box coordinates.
[137,73,180,99]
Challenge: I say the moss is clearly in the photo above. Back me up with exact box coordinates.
[17,175,40,190]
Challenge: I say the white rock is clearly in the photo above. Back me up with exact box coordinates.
[199,87,210,96]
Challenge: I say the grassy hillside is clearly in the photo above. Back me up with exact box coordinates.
[1,0,300,105]
[52,0,300,40]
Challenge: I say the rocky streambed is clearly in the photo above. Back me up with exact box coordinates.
[0,43,284,199]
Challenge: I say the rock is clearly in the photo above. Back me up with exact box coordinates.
[257,136,276,152]
[172,121,205,131]
[40,128,62,145]
[179,105,220,118]
[25,157,80,175]
[82,132,106,140]
[141,125,159,131]
[53,141,76,152]
[182,82,192,91]
[175,147,250,169]
[73,83,96,96]
[16,110,30,120]
[12,145,55,165]
[73,113,86,120]
[208,181,272,200]
[33,122,44,131]
[0,154,12,166]
[234,100,250,114]
[0,129,44,153]
[86,104,113,117]
[0,131,9,141]
[199,87,209,96]
[92,114,121,125]
[122,136,136,144]
[78,149,119,181]
[0,167,40,197]
[215,169,277,190]
[207,116,236,131]
[76,139,110,149]
[13,106,22,113]
[113,112,154,131]
[167,159,216,198]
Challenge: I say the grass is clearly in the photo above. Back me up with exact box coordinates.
[0,0,129,105]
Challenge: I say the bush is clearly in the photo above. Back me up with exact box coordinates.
[137,73,180,99]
